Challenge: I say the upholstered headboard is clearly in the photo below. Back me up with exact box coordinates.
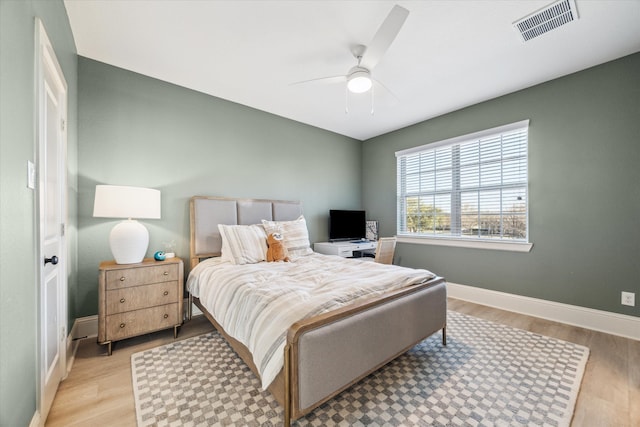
[189,196,303,269]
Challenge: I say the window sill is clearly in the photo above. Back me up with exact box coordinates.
[396,236,533,252]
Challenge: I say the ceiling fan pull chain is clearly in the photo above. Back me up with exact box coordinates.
[370,84,375,115]
[345,86,349,114]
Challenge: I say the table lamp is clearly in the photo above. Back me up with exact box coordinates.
[93,185,161,264]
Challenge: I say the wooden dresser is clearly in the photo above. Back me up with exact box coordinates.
[98,257,184,355]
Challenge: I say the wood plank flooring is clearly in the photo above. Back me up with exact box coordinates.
[45,299,639,427]
[448,299,639,427]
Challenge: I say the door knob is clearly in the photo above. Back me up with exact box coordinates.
[44,255,59,265]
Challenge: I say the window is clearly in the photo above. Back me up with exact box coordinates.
[396,120,529,247]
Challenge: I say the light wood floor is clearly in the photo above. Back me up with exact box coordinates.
[45,299,639,427]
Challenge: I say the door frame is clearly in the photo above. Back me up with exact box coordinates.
[35,17,68,422]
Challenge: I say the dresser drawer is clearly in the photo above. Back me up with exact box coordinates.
[106,303,179,341]
[106,282,179,314]
[98,257,184,354]
[105,263,179,290]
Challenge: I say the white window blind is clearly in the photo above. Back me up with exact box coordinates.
[396,120,529,242]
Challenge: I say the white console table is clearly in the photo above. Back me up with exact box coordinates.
[314,241,377,258]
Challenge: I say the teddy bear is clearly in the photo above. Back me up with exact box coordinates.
[266,232,290,262]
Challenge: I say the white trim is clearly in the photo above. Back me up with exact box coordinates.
[65,325,78,377]
[72,315,98,339]
[398,236,533,252]
[35,17,69,423]
[29,412,41,427]
[62,316,98,381]
[395,119,530,156]
[447,282,640,341]
[395,120,530,245]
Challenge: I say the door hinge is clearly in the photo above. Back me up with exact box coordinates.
[61,223,65,236]
[61,119,66,132]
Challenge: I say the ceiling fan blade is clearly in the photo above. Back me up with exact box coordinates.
[372,78,400,103]
[359,4,409,71]
[290,75,346,86]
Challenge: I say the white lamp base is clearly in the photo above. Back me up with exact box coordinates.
[109,219,149,264]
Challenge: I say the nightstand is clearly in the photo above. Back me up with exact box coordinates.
[98,257,184,355]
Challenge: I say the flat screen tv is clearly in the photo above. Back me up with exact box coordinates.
[329,209,366,242]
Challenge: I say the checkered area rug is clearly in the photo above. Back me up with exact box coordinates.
[131,311,588,426]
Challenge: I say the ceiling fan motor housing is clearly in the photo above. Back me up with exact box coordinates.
[347,66,372,93]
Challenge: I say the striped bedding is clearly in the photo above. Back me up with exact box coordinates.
[187,253,436,389]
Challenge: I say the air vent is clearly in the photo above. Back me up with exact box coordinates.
[514,0,579,42]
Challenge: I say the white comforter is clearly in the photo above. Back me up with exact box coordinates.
[187,253,436,389]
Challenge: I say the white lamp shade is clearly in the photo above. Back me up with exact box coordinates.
[93,185,161,219]
[347,70,372,93]
[109,220,149,264]
[93,185,161,264]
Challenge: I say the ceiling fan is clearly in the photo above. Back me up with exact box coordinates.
[293,4,409,105]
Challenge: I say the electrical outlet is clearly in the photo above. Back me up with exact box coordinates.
[621,291,635,307]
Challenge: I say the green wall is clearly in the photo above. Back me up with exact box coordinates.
[76,57,362,318]
[1,3,636,421]
[0,0,78,425]
[363,53,640,317]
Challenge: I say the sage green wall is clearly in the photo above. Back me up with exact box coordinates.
[76,57,361,318]
[363,53,640,317]
[0,0,78,425]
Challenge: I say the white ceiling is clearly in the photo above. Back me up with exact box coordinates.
[64,0,640,141]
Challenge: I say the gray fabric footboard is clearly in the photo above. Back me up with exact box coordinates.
[295,280,447,412]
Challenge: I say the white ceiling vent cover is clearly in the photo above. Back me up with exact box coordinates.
[514,0,579,42]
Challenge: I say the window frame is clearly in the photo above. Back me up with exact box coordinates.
[395,120,533,252]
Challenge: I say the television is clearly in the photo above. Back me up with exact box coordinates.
[329,209,367,242]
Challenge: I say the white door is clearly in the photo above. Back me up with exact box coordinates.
[36,19,68,421]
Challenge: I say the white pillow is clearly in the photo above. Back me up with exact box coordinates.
[218,224,268,265]
[261,215,313,260]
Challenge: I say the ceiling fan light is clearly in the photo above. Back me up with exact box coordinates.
[347,71,372,93]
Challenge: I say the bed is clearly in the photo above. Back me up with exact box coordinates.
[187,196,447,425]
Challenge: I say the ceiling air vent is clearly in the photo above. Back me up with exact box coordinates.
[514,0,579,42]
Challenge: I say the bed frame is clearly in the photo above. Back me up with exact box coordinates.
[188,196,447,426]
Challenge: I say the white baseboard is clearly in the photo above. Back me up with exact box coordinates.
[66,289,640,351]
[66,325,79,377]
[29,411,41,427]
[73,314,98,340]
[63,315,98,382]
[447,282,640,341]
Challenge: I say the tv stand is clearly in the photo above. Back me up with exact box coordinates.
[314,241,376,258]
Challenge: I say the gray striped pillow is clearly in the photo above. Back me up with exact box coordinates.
[218,224,268,265]
[262,215,313,260]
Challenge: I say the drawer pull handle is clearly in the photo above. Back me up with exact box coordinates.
[120,277,125,282]
[119,323,126,328]
[163,271,169,276]
[163,291,169,296]
[120,298,126,303]
[163,314,169,319]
